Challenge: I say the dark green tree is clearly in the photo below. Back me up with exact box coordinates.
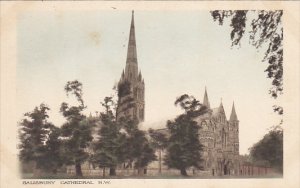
[249,128,283,173]
[148,128,168,174]
[122,119,156,175]
[116,81,136,120]
[60,80,93,177]
[42,126,64,174]
[164,94,207,176]
[91,96,126,176]
[19,104,60,176]
[211,10,283,115]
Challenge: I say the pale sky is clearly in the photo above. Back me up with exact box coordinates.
[17,10,282,154]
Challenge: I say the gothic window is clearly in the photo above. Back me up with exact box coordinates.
[134,88,138,99]
[214,138,216,148]
[221,128,226,148]
[225,133,227,147]
[201,121,207,130]
[133,108,137,117]
[139,108,144,119]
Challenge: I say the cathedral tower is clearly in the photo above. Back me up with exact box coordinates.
[116,11,145,123]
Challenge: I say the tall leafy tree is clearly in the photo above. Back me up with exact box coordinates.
[42,126,64,174]
[211,10,283,115]
[113,80,156,175]
[164,94,207,176]
[19,104,59,176]
[148,128,168,174]
[60,80,93,177]
[116,81,136,120]
[91,97,126,176]
[249,127,283,173]
[122,118,156,175]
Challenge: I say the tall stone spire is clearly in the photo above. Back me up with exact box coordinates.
[229,102,238,121]
[117,11,145,123]
[125,10,138,80]
[203,87,210,109]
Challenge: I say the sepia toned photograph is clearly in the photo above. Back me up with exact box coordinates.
[1,1,300,188]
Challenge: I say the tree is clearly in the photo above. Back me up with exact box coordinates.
[211,10,283,115]
[148,128,168,174]
[249,128,283,173]
[19,104,60,176]
[122,119,156,175]
[164,95,207,176]
[91,97,126,176]
[116,80,136,120]
[60,80,93,177]
[40,126,64,174]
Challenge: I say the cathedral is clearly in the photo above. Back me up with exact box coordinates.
[67,11,241,176]
[115,11,241,176]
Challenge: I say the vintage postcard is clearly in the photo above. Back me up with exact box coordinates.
[1,1,299,188]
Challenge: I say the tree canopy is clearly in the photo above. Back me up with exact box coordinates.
[249,128,283,173]
[60,80,94,177]
[19,104,62,175]
[211,10,283,115]
[91,97,126,176]
[164,94,206,176]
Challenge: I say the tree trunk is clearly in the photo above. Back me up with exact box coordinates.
[52,168,58,174]
[137,167,144,176]
[109,167,116,176]
[102,167,105,178]
[32,161,42,178]
[180,168,188,176]
[159,150,162,174]
[75,163,83,177]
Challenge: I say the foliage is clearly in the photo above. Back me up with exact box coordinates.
[148,128,168,150]
[174,94,208,117]
[19,104,62,173]
[164,94,205,176]
[116,81,137,120]
[117,80,131,98]
[91,97,126,176]
[119,118,156,174]
[249,128,283,173]
[211,10,283,114]
[40,126,64,173]
[60,80,93,176]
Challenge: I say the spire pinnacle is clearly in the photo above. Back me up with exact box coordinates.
[203,87,210,109]
[124,10,138,81]
[218,98,226,117]
[229,101,238,121]
[126,10,137,64]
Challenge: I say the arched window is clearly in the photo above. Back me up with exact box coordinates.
[201,121,207,130]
